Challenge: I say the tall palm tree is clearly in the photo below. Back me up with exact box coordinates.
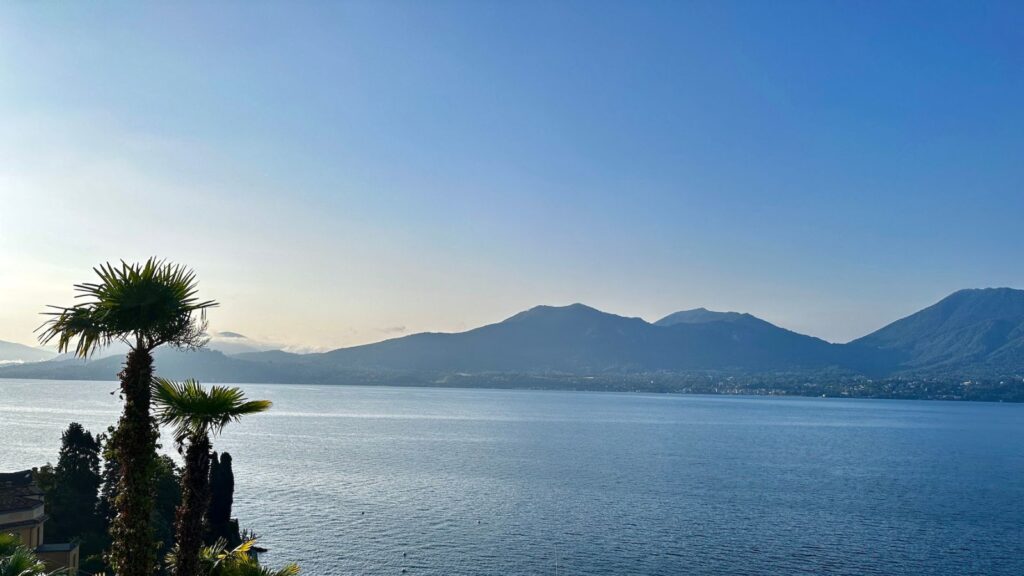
[152,379,271,576]
[39,259,217,576]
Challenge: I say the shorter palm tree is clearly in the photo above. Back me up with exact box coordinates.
[152,379,271,576]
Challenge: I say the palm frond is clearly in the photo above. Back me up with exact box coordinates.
[38,258,218,355]
[37,305,113,358]
[201,539,299,576]
[0,533,20,556]
[153,378,272,444]
[226,539,256,557]
[0,541,65,576]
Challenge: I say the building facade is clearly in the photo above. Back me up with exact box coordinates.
[0,470,79,574]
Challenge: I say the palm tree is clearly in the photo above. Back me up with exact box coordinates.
[39,259,217,576]
[152,379,271,576]
[167,539,298,576]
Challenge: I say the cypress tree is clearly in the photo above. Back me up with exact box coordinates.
[208,452,234,527]
[43,423,104,542]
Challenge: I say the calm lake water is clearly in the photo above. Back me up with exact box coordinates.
[1,379,1022,575]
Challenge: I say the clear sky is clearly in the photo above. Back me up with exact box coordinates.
[1,1,1022,350]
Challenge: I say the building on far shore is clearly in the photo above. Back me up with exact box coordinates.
[0,470,79,574]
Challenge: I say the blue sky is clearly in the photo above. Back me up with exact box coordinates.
[1,1,1022,349]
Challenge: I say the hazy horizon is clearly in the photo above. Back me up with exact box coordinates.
[3,2,1022,350]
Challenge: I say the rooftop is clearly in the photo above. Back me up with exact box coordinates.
[0,470,36,488]
[0,470,45,514]
[36,543,79,553]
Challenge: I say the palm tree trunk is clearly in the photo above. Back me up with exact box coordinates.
[110,346,158,576]
[174,434,212,576]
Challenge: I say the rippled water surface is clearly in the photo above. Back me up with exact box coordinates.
[2,379,1023,575]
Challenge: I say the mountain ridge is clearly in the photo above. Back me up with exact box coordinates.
[0,340,56,364]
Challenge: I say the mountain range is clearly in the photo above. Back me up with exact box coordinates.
[1,288,1023,397]
[0,331,278,366]
[0,340,56,365]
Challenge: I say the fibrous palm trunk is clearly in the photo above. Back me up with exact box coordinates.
[174,434,212,576]
[109,346,158,576]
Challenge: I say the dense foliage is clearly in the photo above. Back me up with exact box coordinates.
[34,424,181,574]
[34,424,103,545]
[33,424,105,572]
[33,423,294,575]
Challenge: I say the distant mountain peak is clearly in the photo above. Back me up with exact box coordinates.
[534,302,602,313]
[951,287,1021,295]
[655,308,757,327]
[851,287,1024,371]
[941,287,1024,306]
[505,303,618,323]
[216,331,248,339]
[903,287,1024,323]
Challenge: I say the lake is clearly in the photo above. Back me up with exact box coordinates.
[1,379,1022,575]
